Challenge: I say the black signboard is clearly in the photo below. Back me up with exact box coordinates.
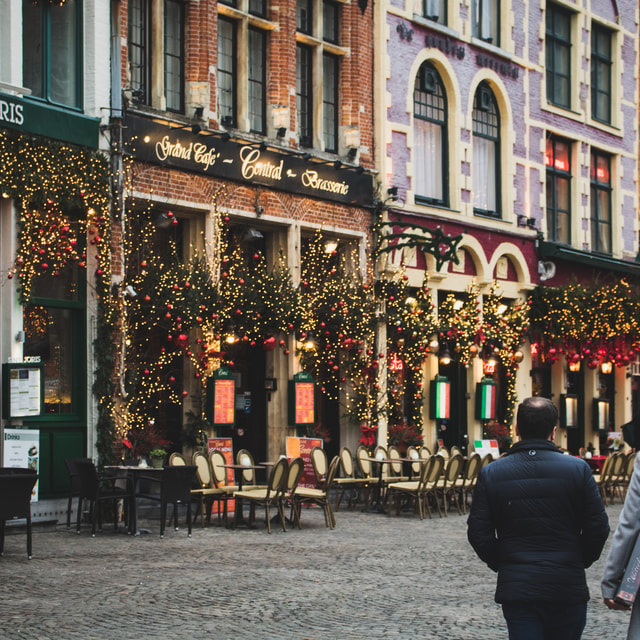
[123,114,373,206]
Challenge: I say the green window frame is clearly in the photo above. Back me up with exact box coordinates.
[164,0,185,113]
[591,24,612,124]
[22,0,83,110]
[545,135,571,244]
[546,3,571,109]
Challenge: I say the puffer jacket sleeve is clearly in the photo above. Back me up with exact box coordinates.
[467,467,499,572]
[580,463,610,568]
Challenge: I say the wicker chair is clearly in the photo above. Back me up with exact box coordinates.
[292,456,340,529]
[334,447,370,510]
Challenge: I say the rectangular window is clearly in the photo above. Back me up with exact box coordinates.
[297,44,313,147]
[248,0,267,17]
[546,4,571,109]
[590,150,612,254]
[322,54,338,152]
[423,0,446,24]
[218,18,237,127]
[472,0,499,45]
[297,0,313,34]
[545,136,571,244]
[22,0,81,108]
[248,28,266,134]
[164,0,184,113]
[323,0,340,44]
[591,24,612,124]
[129,0,150,105]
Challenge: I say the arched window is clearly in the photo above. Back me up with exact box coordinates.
[414,62,448,206]
[472,82,500,217]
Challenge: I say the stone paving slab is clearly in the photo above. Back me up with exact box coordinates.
[0,501,630,639]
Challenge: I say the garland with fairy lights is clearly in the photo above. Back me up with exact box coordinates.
[0,129,115,465]
[297,231,378,427]
[529,279,640,369]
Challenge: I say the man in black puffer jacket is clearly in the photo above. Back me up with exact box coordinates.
[467,396,610,640]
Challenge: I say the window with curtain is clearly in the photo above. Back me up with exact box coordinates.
[164,0,184,113]
[413,63,447,206]
[546,3,571,109]
[472,83,500,217]
[590,150,612,254]
[218,17,237,126]
[545,135,571,244]
[591,24,612,124]
[22,0,81,109]
[423,0,446,24]
[472,0,499,45]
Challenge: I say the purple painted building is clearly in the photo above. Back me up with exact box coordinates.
[376,0,639,454]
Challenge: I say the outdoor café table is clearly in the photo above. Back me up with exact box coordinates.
[105,464,163,535]
[366,458,413,513]
[583,455,607,473]
[221,463,265,527]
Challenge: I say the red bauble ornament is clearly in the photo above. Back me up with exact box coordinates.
[263,336,276,351]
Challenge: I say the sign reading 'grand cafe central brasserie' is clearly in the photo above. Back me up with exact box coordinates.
[123,114,374,207]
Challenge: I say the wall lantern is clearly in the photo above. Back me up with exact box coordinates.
[560,394,579,428]
[600,361,613,375]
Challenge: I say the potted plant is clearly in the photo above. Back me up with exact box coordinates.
[149,448,167,468]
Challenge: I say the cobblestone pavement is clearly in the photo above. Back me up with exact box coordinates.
[0,499,630,640]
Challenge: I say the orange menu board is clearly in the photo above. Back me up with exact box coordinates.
[295,382,315,424]
[286,436,322,489]
[213,378,235,425]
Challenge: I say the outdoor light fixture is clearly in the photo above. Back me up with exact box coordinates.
[324,240,339,254]
[347,147,358,160]
[191,124,202,135]
[302,333,317,351]
[438,347,452,365]
[277,127,287,138]
[600,361,613,375]
[334,160,342,169]
[193,106,204,119]
[225,329,239,344]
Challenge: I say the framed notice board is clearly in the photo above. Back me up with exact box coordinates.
[2,363,44,419]
[288,371,316,426]
[206,367,236,427]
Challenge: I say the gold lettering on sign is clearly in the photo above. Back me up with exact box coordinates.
[301,169,350,195]
[193,143,220,170]
[155,136,193,161]
[240,147,284,181]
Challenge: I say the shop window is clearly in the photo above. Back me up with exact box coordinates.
[590,149,612,254]
[472,0,499,46]
[217,4,270,133]
[414,62,448,207]
[591,24,612,124]
[22,0,82,109]
[129,0,185,113]
[545,135,571,244]
[472,83,500,218]
[546,3,571,109]
[23,263,85,417]
[296,0,344,151]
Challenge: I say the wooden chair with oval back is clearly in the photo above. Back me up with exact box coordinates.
[310,446,329,489]
[355,445,378,508]
[422,454,446,518]
[208,449,238,525]
[387,445,409,482]
[455,452,482,514]
[386,455,434,519]
[292,456,340,529]
[281,457,305,529]
[236,449,264,491]
[191,451,229,526]
[405,446,422,480]
[168,452,187,466]
[435,453,465,516]
[232,457,289,533]
[333,447,370,511]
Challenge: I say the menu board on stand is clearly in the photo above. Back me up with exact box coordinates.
[286,436,323,489]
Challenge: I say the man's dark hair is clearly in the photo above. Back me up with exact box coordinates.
[516,397,558,439]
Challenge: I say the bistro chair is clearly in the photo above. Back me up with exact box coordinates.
[436,453,464,516]
[292,456,340,529]
[0,469,38,559]
[236,449,264,490]
[191,451,228,526]
[208,449,238,524]
[334,447,370,511]
[281,457,305,529]
[74,459,133,537]
[387,445,409,481]
[169,452,187,466]
[386,455,434,520]
[232,457,288,533]
[422,454,445,518]
[355,445,379,507]
[64,457,92,529]
[418,447,432,459]
[136,465,198,537]
[456,453,482,514]
[406,446,422,480]
[310,447,329,488]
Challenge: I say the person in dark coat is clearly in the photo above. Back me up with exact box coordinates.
[467,396,610,640]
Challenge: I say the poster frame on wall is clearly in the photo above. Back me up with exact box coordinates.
[207,367,236,428]
[2,362,44,419]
